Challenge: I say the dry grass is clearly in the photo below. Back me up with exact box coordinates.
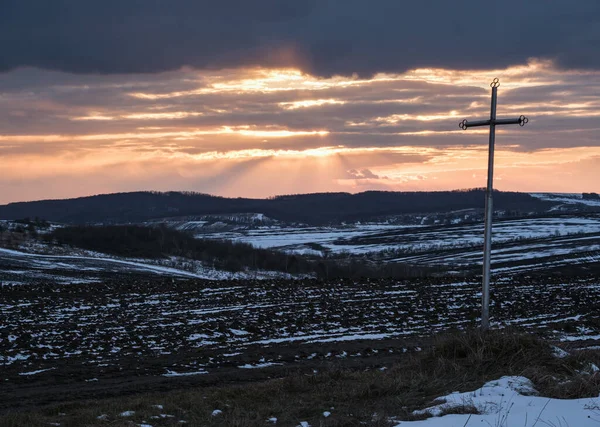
[1,329,599,427]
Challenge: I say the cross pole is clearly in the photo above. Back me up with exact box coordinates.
[458,78,529,331]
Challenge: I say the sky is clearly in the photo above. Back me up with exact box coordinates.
[1,1,599,204]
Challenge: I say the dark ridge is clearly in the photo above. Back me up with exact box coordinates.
[0,189,557,225]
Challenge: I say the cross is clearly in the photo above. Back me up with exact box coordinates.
[458,78,529,331]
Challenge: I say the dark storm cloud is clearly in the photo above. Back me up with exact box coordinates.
[1,0,599,76]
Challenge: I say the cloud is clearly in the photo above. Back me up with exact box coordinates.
[345,168,381,179]
[2,62,599,150]
[1,1,600,76]
[0,60,599,203]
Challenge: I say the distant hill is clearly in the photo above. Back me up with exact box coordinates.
[0,190,559,225]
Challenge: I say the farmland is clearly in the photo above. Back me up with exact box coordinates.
[2,206,600,282]
[2,274,600,411]
[205,214,600,274]
[1,197,600,418]
[0,246,293,285]
[224,215,600,253]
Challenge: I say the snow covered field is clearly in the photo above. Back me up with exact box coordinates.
[196,214,600,274]
[226,216,600,255]
[2,212,599,282]
[0,247,293,284]
[531,192,600,208]
[2,275,600,393]
[225,224,406,253]
[388,231,600,273]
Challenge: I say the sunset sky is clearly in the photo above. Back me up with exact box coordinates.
[1,1,599,204]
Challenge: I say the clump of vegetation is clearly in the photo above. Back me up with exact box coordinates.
[0,217,48,247]
[425,329,600,399]
[583,192,600,200]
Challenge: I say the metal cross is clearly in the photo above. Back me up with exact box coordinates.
[459,78,529,331]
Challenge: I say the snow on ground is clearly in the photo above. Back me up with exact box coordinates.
[162,369,208,377]
[3,275,600,397]
[0,247,213,279]
[202,214,600,274]
[389,234,600,268]
[18,367,55,376]
[224,216,600,256]
[238,362,283,369]
[227,224,409,252]
[531,192,600,207]
[397,376,600,426]
[3,213,599,282]
[0,246,297,283]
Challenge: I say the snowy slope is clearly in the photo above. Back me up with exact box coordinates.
[531,192,600,208]
[0,247,294,284]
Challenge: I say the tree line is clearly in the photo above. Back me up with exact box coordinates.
[44,225,440,279]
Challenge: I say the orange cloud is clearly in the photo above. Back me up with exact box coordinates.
[0,61,599,203]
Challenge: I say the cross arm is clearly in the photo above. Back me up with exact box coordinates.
[494,118,522,125]
[459,115,528,130]
[460,119,490,128]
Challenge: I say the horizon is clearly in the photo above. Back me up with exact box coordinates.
[1,2,599,204]
[0,187,595,206]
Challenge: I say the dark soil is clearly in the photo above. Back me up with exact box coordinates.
[1,274,599,413]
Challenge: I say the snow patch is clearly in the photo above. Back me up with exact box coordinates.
[238,362,283,369]
[18,367,55,376]
[399,376,600,426]
[163,369,207,377]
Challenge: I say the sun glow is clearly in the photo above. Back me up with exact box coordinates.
[128,68,404,100]
[173,145,440,161]
[121,112,204,120]
[374,111,461,124]
[72,111,205,121]
[400,59,570,89]
[278,99,346,109]
[0,127,329,143]
[71,113,114,121]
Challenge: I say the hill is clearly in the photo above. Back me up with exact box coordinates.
[0,189,559,225]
